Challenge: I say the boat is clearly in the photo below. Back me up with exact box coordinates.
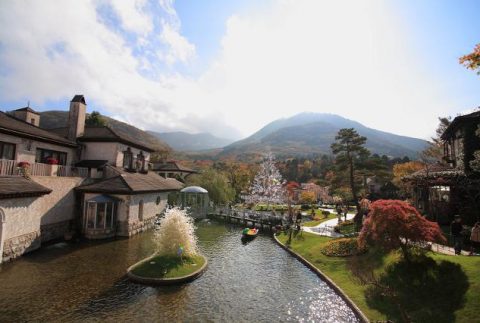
[242,228,259,239]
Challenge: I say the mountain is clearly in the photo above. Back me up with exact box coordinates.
[148,131,234,151]
[221,112,429,158]
[39,111,170,151]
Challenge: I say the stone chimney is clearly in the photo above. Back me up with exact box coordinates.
[67,95,86,141]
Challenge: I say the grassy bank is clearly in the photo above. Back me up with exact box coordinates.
[276,232,480,322]
[131,254,206,279]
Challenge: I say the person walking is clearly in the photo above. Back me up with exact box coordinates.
[469,222,480,256]
[451,215,464,255]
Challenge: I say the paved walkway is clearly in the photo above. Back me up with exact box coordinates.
[303,212,471,256]
[303,213,355,237]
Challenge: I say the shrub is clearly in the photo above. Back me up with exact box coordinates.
[359,200,446,260]
[322,210,330,218]
[334,220,355,234]
[301,204,311,210]
[321,238,366,257]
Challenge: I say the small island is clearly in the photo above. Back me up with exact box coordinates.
[127,207,207,285]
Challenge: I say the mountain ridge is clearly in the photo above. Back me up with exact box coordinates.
[148,131,234,151]
[38,110,171,152]
[221,112,428,158]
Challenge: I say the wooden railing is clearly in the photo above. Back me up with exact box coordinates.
[0,159,17,176]
[0,159,89,178]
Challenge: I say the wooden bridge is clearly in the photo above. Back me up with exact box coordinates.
[207,208,283,231]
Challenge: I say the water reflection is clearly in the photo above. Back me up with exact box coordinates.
[0,221,358,322]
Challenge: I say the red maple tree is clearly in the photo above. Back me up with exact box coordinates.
[358,200,446,259]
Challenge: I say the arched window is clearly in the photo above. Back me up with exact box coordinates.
[123,147,133,169]
[138,200,144,221]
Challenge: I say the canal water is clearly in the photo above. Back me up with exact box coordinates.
[0,221,358,322]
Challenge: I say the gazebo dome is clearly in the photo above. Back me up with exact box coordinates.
[181,186,208,194]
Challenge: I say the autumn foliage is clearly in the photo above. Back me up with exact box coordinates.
[459,43,480,74]
[358,200,446,259]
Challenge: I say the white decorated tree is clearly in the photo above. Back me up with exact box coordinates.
[245,153,285,206]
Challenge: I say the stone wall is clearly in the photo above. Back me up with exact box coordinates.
[1,176,84,262]
[116,192,168,237]
[40,220,71,242]
[2,230,41,262]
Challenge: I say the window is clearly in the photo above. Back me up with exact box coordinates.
[85,200,116,230]
[123,147,133,169]
[30,118,35,125]
[138,200,144,221]
[0,141,15,160]
[35,148,67,165]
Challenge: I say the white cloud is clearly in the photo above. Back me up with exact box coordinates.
[0,0,475,142]
[159,22,196,65]
[108,0,153,36]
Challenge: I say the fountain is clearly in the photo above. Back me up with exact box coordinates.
[127,207,207,285]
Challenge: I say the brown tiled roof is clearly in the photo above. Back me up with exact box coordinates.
[51,125,155,152]
[0,112,77,147]
[76,171,183,194]
[151,161,197,173]
[0,176,52,199]
[14,107,40,115]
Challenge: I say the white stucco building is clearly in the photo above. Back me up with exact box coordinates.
[0,95,184,263]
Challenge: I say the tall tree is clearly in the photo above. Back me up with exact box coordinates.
[331,128,369,210]
[186,169,235,205]
[421,116,451,163]
[460,43,480,74]
[85,111,106,126]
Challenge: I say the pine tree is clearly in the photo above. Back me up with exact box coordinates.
[245,153,285,205]
[331,128,369,207]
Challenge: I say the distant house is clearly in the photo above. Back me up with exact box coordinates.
[404,110,480,224]
[152,160,198,182]
[0,95,184,263]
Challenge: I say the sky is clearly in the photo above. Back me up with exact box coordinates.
[0,0,479,141]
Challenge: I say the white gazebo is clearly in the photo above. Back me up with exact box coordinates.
[179,186,210,218]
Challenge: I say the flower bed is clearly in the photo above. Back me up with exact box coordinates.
[321,237,366,257]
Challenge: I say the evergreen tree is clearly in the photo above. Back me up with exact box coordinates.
[331,128,369,210]
[85,111,106,126]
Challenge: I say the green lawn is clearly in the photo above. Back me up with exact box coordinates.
[131,254,206,279]
[276,232,480,322]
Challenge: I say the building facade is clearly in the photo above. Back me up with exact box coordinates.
[0,95,184,263]
[404,111,480,224]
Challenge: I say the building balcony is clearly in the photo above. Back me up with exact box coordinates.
[0,159,89,178]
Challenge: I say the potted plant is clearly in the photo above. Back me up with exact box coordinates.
[17,161,31,178]
[46,157,59,165]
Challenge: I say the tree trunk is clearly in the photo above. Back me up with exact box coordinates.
[349,154,358,208]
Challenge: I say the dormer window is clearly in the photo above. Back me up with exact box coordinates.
[123,147,133,169]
